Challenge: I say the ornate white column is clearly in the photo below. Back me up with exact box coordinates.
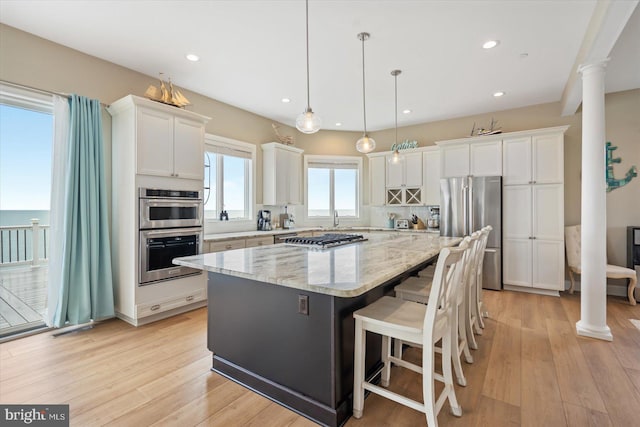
[576,60,612,341]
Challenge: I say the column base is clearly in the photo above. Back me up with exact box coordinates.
[576,320,613,341]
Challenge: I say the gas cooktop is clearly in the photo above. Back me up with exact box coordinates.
[284,233,367,249]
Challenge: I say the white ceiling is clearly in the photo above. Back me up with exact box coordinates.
[1,1,638,132]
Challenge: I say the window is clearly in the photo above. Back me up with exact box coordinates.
[305,156,361,219]
[204,135,255,222]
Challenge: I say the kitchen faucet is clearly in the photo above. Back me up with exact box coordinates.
[333,210,339,227]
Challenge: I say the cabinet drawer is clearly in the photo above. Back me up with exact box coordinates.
[136,289,206,318]
[208,239,246,252]
[245,236,273,248]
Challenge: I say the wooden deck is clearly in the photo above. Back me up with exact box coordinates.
[0,265,47,336]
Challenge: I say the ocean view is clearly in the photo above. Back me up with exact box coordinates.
[0,210,50,227]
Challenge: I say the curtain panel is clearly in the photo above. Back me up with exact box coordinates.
[50,95,114,327]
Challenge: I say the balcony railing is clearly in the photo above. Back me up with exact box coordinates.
[0,219,49,266]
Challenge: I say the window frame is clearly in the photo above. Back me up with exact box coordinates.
[203,134,256,228]
[304,155,362,224]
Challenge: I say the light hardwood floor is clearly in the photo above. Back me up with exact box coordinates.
[1,291,638,426]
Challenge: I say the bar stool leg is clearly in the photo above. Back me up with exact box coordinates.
[441,328,462,417]
[381,335,391,387]
[353,318,366,418]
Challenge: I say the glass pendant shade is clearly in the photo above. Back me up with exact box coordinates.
[356,134,376,153]
[296,108,321,134]
[389,148,404,164]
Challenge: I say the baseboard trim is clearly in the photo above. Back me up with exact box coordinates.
[504,284,560,297]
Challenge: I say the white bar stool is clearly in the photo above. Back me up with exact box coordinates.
[352,240,469,426]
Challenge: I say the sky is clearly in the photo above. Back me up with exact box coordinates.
[0,104,52,210]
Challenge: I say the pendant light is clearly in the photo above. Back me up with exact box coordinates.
[356,32,375,153]
[390,69,402,164]
[295,0,321,134]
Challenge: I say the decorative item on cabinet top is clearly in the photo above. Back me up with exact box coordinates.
[469,117,502,137]
[272,123,294,146]
[144,73,191,108]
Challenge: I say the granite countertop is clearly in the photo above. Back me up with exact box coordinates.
[175,232,461,297]
[204,227,440,241]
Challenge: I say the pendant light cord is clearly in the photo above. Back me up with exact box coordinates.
[305,0,311,111]
[394,72,398,144]
[361,34,367,135]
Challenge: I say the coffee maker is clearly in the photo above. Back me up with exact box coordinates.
[257,210,272,231]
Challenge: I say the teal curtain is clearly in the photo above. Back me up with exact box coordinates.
[52,95,114,327]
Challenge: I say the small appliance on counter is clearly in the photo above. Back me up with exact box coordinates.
[395,219,409,229]
[280,206,294,229]
[257,210,272,231]
[428,206,440,229]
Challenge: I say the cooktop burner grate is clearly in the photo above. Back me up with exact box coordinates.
[284,233,367,249]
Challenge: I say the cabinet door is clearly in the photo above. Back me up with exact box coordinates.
[470,139,502,176]
[422,150,441,205]
[533,133,563,184]
[503,239,532,287]
[208,239,246,253]
[245,236,273,248]
[533,184,564,240]
[404,152,423,187]
[502,137,532,185]
[441,144,469,178]
[532,239,565,290]
[386,156,404,187]
[287,150,302,204]
[369,156,386,206]
[503,185,532,239]
[274,149,290,205]
[173,117,204,180]
[137,107,174,177]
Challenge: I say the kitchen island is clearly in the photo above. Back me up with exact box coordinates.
[174,232,461,426]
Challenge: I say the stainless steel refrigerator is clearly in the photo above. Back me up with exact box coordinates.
[440,176,502,290]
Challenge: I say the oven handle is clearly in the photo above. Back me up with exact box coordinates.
[142,228,202,238]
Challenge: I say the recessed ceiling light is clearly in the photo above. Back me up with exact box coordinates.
[186,54,200,62]
[493,91,505,97]
[482,40,500,49]
[402,109,412,114]
[281,98,291,103]
[335,122,342,126]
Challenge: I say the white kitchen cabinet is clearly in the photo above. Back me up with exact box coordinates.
[422,147,441,206]
[502,128,566,292]
[369,156,386,206]
[386,152,422,187]
[385,151,423,206]
[439,139,501,178]
[503,183,565,291]
[107,94,210,326]
[440,144,469,178]
[136,105,205,180]
[262,142,304,206]
[470,139,502,176]
[503,132,564,185]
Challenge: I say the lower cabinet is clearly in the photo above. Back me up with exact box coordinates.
[136,289,206,318]
[503,238,565,291]
[206,235,274,253]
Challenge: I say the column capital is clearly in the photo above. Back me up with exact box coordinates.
[578,58,610,76]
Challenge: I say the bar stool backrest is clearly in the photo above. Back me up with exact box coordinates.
[423,238,470,346]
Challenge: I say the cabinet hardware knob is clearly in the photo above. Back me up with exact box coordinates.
[186,295,194,302]
[150,304,160,311]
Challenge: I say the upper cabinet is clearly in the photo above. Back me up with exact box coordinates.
[422,147,440,206]
[438,138,502,178]
[262,142,304,206]
[503,132,564,185]
[369,156,386,206]
[108,95,210,181]
[386,152,423,187]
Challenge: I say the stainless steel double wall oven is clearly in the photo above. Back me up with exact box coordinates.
[139,188,203,285]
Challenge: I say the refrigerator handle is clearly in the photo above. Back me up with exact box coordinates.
[462,184,469,236]
[468,181,474,235]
